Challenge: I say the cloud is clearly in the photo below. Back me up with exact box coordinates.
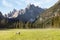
[24,0,46,6]
[2,0,13,7]
[24,0,58,8]
[15,1,22,5]
[24,0,41,6]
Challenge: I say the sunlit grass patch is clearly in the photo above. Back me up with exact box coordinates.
[0,29,60,40]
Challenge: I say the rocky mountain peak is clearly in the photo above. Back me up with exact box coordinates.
[26,4,35,9]
[5,4,45,22]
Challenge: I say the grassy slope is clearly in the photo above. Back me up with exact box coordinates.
[0,29,60,40]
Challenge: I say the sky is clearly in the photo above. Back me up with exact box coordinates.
[0,0,58,14]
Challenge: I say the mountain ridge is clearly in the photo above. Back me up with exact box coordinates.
[34,0,60,28]
[5,4,45,22]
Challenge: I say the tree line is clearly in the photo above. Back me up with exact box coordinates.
[0,16,60,29]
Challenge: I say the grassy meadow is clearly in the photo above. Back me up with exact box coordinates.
[0,29,60,40]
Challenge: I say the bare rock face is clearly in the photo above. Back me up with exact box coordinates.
[6,4,45,22]
[7,9,17,18]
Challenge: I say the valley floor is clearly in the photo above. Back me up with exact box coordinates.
[0,29,60,40]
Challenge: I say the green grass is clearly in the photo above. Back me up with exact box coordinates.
[0,29,60,40]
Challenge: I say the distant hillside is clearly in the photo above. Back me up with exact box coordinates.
[34,0,60,28]
[0,12,4,19]
[0,12,6,28]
